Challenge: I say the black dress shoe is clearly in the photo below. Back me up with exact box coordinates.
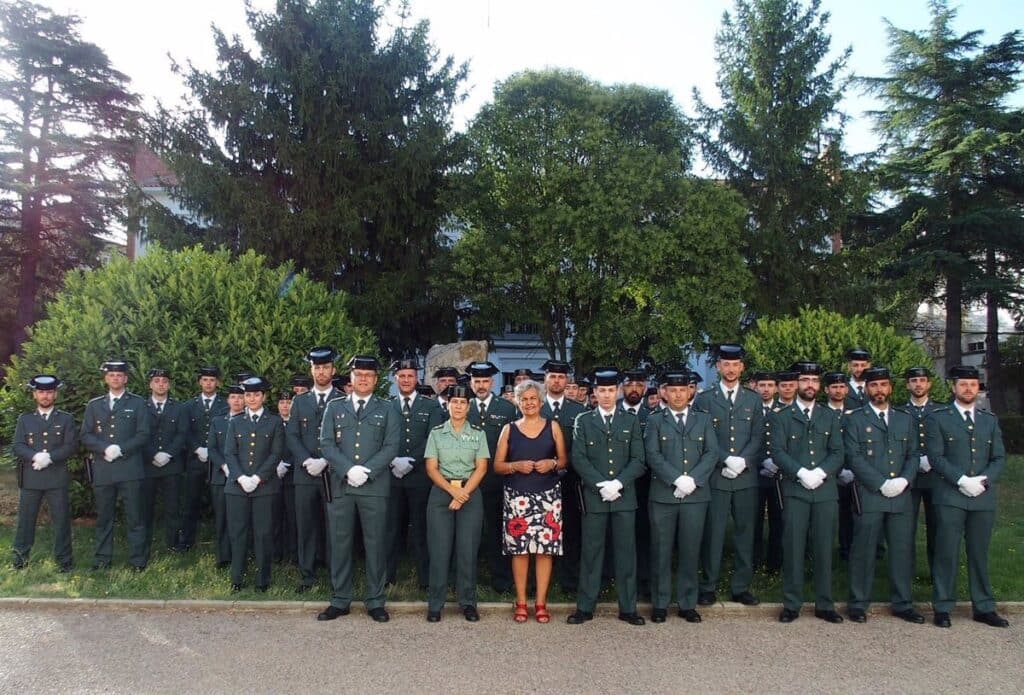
[295,583,313,594]
[814,609,844,624]
[730,591,760,606]
[567,610,593,625]
[317,605,349,621]
[678,608,702,623]
[893,608,925,624]
[58,563,73,574]
[426,611,441,623]
[651,609,667,624]
[13,557,26,570]
[231,583,243,593]
[973,611,1010,628]
[463,606,480,622]
[933,612,951,628]
[779,608,799,623]
[254,585,268,593]
[697,591,716,606]
[618,612,646,626]
[847,609,867,623]
[368,607,390,623]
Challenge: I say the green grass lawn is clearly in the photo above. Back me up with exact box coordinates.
[1,457,1021,604]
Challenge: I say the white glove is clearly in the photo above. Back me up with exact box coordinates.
[957,475,986,497]
[811,468,827,483]
[673,474,696,496]
[304,457,328,477]
[721,467,739,479]
[31,451,53,470]
[195,447,209,463]
[390,456,415,478]
[838,468,855,485]
[103,444,122,462]
[761,458,779,475]
[221,464,229,477]
[918,456,931,473]
[796,468,821,490]
[724,456,746,474]
[154,452,171,467]
[238,475,258,493]
[879,479,899,498]
[346,465,370,487]
[597,479,623,501]
[673,487,687,499]
[276,461,291,479]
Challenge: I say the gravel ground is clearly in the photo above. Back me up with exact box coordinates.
[1,603,1021,694]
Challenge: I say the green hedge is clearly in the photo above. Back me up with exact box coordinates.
[1,245,376,515]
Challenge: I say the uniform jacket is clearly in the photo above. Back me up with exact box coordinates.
[80,392,151,485]
[286,388,343,487]
[469,395,519,491]
[768,403,844,503]
[644,407,718,505]
[13,410,78,490]
[185,394,229,468]
[843,406,917,513]
[693,385,764,491]
[572,409,646,512]
[206,412,240,486]
[391,391,446,489]
[905,399,945,490]
[144,398,188,478]
[924,405,1006,511]
[320,395,401,498]
[224,410,284,497]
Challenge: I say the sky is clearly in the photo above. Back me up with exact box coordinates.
[37,0,1024,170]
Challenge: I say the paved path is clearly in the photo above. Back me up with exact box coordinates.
[1,604,1021,694]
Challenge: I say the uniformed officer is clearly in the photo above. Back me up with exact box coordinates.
[423,384,490,622]
[844,348,872,411]
[433,367,459,412]
[317,355,401,623]
[273,391,297,564]
[620,368,653,597]
[645,369,718,623]
[844,367,923,623]
[824,371,856,562]
[645,386,661,411]
[567,368,647,626]
[386,353,445,588]
[770,361,844,623]
[286,346,342,593]
[141,368,188,564]
[752,371,783,573]
[512,368,535,387]
[206,384,245,567]
[905,366,943,577]
[181,366,229,551]
[80,360,151,571]
[774,370,798,408]
[12,375,78,572]
[925,365,1009,628]
[539,359,588,593]
[291,375,313,395]
[224,376,284,592]
[695,344,764,607]
[416,384,437,399]
[467,361,519,594]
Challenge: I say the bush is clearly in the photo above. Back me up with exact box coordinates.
[745,307,951,405]
[1,245,376,515]
[1001,415,1024,454]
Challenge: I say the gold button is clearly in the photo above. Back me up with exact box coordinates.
[355,455,360,460]
[356,443,360,448]
[609,470,614,475]
[890,472,896,478]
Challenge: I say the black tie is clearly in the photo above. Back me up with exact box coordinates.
[553,400,561,416]
[356,399,365,418]
[727,389,734,405]
[403,397,411,416]
[803,407,811,420]
[677,412,685,427]
[318,393,326,409]
[878,410,886,427]
[478,400,486,418]
[41,412,48,422]
[965,410,973,427]
[604,413,613,428]
[628,407,637,415]
[251,414,259,424]
[858,386,864,399]
[204,398,212,412]
[156,402,163,415]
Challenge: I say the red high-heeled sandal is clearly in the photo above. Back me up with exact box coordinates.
[534,603,550,623]
[513,602,529,623]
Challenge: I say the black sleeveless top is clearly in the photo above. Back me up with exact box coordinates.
[505,419,559,494]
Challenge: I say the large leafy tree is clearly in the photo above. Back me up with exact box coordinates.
[441,69,750,371]
[863,0,1024,408]
[147,0,466,353]
[693,0,863,319]
[0,0,139,371]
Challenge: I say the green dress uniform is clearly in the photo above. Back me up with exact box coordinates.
[769,403,843,613]
[423,420,490,612]
[182,394,229,549]
[541,396,588,592]
[644,407,718,611]
[274,417,297,564]
[286,388,342,587]
[844,381,867,412]
[12,409,78,568]
[206,412,239,564]
[753,401,783,573]
[224,409,284,588]
[80,392,151,569]
[693,385,764,599]
[831,405,856,562]
[907,398,944,576]
[619,400,653,596]
[141,398,188,562]
[469,394,518,592]
[571,408,646,614]
[387,391,446,587]
[844,406,917,613]
[924,404,1006,615]
[320,394,401,611]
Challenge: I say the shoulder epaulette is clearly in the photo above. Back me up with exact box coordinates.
[88,394,106,404]
[431,423,446,431]
[468,423,484,432]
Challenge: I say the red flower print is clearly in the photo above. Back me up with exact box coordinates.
[507,517,528,537]
[544,511,562,541]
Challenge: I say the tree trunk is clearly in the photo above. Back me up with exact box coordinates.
[11,194,42,363]
[985,246,1005,414]
[944,272,963,369]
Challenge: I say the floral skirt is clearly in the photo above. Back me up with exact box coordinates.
[502,485,563,556]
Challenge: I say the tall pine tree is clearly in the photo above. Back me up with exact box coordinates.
[147,0,466,353]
